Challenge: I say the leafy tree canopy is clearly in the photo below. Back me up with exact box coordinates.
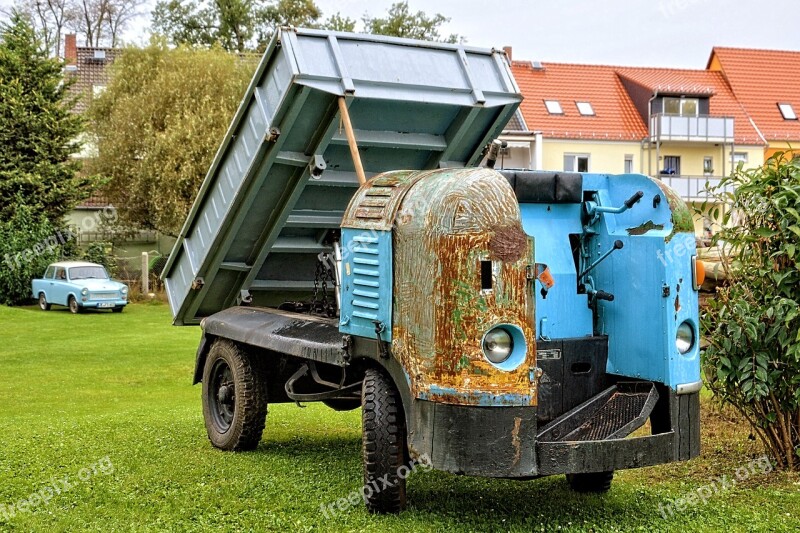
[151,0,458,52]
[88,40,256,236]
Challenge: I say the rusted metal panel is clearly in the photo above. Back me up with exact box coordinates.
[390,168,537,406]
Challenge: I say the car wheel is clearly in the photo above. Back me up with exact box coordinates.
[112,307,123,313]
[68,296,82,314]
[362,368,408,514]
[566,471,614,493]
[202,340,267,451]
[38,293,51,311]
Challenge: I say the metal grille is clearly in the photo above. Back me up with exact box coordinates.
[566,391,651,441]
[91,292,118,300]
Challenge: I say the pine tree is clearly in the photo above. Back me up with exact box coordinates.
[0,11,89,225]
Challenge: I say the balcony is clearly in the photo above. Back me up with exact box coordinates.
[655,174,734,202]
[649,114,735,143]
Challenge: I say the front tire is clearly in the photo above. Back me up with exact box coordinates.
[566,471,614,493]
[202,340,267,451]
[68,296,81,314]
[38,293,51,311]
[112,307,123,313]
[362,368,408,514]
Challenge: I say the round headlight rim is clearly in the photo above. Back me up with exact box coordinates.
[482,327,514,364]
[81,287,89,296]
[676,321,695,355]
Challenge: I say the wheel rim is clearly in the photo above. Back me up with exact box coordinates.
[209,359,235,433]
[39,295,47,310]
[69,298,77,313]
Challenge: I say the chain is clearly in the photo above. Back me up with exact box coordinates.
[312,253,337,318]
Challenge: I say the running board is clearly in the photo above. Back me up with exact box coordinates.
[537,382,659,442]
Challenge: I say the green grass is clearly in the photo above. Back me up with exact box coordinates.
[0,303,798,532]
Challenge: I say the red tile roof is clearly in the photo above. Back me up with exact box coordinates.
[512,61,646,141]
[511,60,765,145]
[709,47,800,142]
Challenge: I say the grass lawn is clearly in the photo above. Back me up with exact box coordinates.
[0,303,797,532]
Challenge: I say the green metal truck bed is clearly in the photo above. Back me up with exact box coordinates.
[163,28,522,325]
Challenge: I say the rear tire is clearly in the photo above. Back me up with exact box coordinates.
[38,293,51,311]
[566,471,614,493]
[68,296,81,314]
[362,368,408,514]
[202,340,267,451]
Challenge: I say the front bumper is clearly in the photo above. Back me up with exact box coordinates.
[81,299,128,309]
[407,387,699,478]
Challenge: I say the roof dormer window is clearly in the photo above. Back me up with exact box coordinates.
[576,101,595,116]
[778,103,797,120]
[544,100,563,114]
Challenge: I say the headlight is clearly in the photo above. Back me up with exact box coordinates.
[121,287,128,294]
[81,288,89,296]
[482,328,513,364]
[676,321,695,354]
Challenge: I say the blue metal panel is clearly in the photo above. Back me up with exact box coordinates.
[519,203,593,340]
[339,228,392,341]
[582,173,700,389]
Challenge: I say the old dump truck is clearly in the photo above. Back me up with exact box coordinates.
[163,28,702,513]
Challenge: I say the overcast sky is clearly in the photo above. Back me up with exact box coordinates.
[3,0,797,68]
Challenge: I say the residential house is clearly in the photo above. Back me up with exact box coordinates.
[500,49,766,234]
[708,47,800,160]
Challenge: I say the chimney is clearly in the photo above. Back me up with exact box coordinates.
[65,34,77,66]
[503,46,512,61]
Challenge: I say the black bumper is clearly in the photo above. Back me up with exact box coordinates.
[407,388,700,478]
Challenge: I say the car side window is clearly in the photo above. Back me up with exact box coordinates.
[55,267,67,280]
[44,266,55,279]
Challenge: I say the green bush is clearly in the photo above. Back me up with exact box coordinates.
[702,152,800,470]
[0,203,65,305]
[80,241,118,278]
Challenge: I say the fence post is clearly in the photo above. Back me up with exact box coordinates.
[142,252,149,294]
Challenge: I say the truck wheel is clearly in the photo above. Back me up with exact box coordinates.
[68,296,81,314]
[566,471,614,493]
[362,368,407,514]
[38,293,51,311]
[202,340,267,451]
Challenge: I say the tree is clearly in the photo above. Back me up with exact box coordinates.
[324,12,355,33]
[88,40,256,236]
[152,0,322,52]
[0,13,87,304]
[0,11,88,224]
[702,152,800,470]
[362,1,458,43]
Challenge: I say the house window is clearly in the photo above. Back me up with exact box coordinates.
[703,156,714,175]
[564,154,589,172]
[576,102,595,116]
[778,103,797,120]
[661,155,681,175]
[663,97,699,116]
[624,154,634,173]
[544,100,563,114]
[732,152,748,164]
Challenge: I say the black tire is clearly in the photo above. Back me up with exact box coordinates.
[362,368,408,514]
[202,340,267,451]
[323,398,361,411]
[38,293,51,311]
[566,471,614,493]
[68,296,81,314]
[112,307,123,313]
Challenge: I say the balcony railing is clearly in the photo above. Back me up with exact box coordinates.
[650,114,735,143]
[654,174,735,201]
